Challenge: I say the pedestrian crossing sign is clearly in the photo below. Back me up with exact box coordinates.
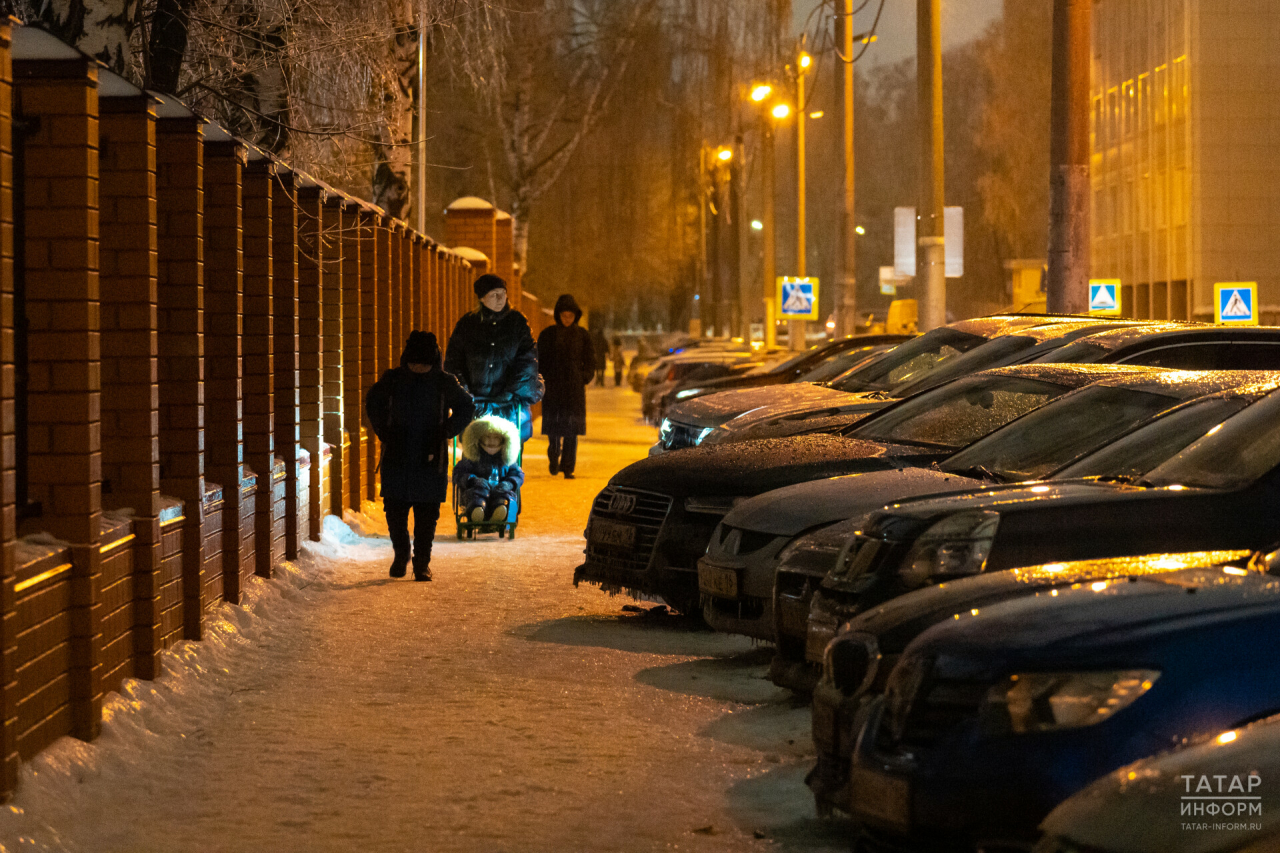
[1215,283,1258,326]
[776,277,819,320]
[1088,280,1122,316]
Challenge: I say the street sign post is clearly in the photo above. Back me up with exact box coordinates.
[1214,283,1258,326]
[777,276,819,321]
[1088,279,1122,316]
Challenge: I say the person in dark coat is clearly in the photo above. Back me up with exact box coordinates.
[590,326,608,386]
[452,415,525,522]
[366,331,474,581]
[610,336,625,387]
[444,274,540,441]
[537,294,595,478]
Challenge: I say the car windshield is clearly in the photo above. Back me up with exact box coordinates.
[939,386,1184,481]
[799,346,884,382]
[1143,390,1280,490]
[889,335,1040,398]
[830,327,986,393]
[1032,340,1110,364]
[848,376,1071,451]
[747,349,812,376]
[1058,397,1253,481]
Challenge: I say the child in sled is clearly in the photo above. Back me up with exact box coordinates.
[453,415,525,523]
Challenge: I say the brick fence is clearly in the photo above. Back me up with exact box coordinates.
[0,22,546,796]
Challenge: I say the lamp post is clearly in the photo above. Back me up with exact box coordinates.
[696,143,734,338]
[792,50,812,350]
[751,84,779,348]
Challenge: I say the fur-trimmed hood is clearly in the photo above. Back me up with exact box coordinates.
[460,416,521,465]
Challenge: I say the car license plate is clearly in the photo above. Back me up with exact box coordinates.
[811,698,837,754]
[851,766,910,831]
[699,564,738,598]
[591,519,635,548]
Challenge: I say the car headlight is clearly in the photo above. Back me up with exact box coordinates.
[986,670,1160,733]
[676,387,704,400]
[659,418,673,444]
[777,529,852,574]
[694,426,714,445]
[899,511,1000,588]
[823,632,881,697]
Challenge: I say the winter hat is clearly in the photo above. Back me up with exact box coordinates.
[473,274,508,299]
[400,330,441,367]
[460,416,522,466]
[553,293,582,323]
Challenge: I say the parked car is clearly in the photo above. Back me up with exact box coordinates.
[705,322,1280,447]
[766,374,1280,692]
[847,554,1280,849]
[846,377,1280,608]
[575,363,1161,614]
[805,548,1257,818]
[655,314,1085,452]
[640,348,760,422]
[654,333,912,418]
[1036,711,1280,853]
[698,370,1271,645]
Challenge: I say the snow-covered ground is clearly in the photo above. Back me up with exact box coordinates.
[0,386,849,852]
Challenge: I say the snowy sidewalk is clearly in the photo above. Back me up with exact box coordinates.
[0,386,846,853]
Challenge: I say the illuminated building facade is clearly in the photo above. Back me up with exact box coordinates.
[1092,0,1280,321]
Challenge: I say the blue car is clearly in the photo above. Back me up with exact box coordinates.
[847,553,1280,850]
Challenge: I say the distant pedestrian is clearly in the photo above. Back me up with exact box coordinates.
[610,336,625,387]
[444,274,541,441]
[453,416,525,523]
[537,294,595,478]
[366,331,474,581]
[590,326,608,386]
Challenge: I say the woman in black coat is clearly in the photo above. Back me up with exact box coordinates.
[444,274,540,440]
[366,331,475,580]
[537,294,595,478]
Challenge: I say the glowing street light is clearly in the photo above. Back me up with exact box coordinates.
[809,110,824,119]
[798,51,812,69]
[716,146,733,162]
[771,103,791,120]
[750,84,773,102]
[750,219,764,231]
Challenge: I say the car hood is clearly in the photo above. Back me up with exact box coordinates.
[911,569,1280,661]
[664,383,847,429]
[1041,713,1280,852]
[844,551,1257,650]
[880,479,1157,523]
[713,388,886,432]
[723,468,987,537]
[609,435,940,498]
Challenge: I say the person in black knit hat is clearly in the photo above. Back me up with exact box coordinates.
[443,274,540,440]
[366,330,474,581]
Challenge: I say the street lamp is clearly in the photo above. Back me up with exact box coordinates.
[791,47,813,350]
[697,142,735,338]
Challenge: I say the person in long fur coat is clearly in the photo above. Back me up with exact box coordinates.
[452,415,525,523]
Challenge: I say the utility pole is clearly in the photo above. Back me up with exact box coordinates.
[792,50,811,350]
[415,14,427,233]
[1046,0,1092,314]
[694,145,706,337]
[729,133,744,339]
[762,120,778,348]
[916,0,946,330]
[839,0,857,336]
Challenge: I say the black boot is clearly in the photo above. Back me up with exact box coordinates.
[389,553,409,578]
[413,560,432,582]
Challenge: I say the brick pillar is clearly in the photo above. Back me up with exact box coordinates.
[320,194,345,520]
[402,227,414,337]
[376,217,392,382]
[271,170,300,560]
[389,221,403,354]
[444,196,497,273]
[341,204,362,514]
[297,182,325,542]
[242,160,274,577]
[0,23,18,796]
[14,50,104,743]
[155,111,205,643]
[202,136,250,603]
[427,245,440,338]
[358,208,379,503]
[97,87,163,680]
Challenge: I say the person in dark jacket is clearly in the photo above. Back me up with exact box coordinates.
[610,336,625,387]
[537,294,595,478]
[590,326,608,386]
[366,331,474,581]
[444,274,540,441]
[452,415,525,522]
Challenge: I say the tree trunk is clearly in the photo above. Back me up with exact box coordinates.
[148,0,193,93]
